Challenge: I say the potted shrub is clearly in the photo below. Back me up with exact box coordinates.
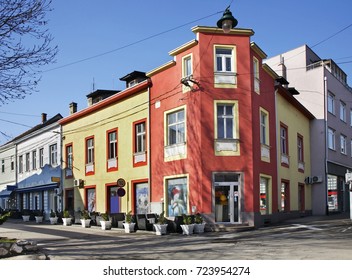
[62,210,72,226]
[80,210,91,228]
[153,211,168,235]
[100,213,111,230]
[123,211,136,233]
[194,213,206,233]
[34,210,44,223]
[49,210,58,225]
[180,214,194,235]
[22,209,30,222]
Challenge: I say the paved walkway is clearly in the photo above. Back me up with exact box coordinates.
[1,213,351,260]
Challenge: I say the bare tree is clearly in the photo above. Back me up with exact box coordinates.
[0,0,58,105]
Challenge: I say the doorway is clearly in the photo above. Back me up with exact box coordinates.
[214,173,241,223]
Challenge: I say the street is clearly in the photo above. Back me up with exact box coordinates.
[1,214,352,260]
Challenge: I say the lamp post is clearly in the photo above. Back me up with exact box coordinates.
[217,6,238,33]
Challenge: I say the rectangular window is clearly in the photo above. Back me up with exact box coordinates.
[11,156,14,171]
[260,110,268,145]
[39,148,44,168]
[32,150,37,170]
[1,159,4,173]
[328,128,335,150]
[214,45,236,87]
[86,137,95,175]
[350,109,352,126]
[280,125,288,155]
[167,109,185,146]
[183,55,192,78]
[49,144,57,166]
[86,138,94,164]
[328,92,335,114]
[25,152,30,172]
[135,122,146,153]
[297,135,304,162]
[340,134,347,155]
[340,101,346,122]
[216,48,233,72]
[253,57,260,93]
[19,155,23,173]
[66,144,73,169]
[108,131,117,159]
[217,104,234,139]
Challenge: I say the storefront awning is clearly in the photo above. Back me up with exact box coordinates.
[15,183,59,193]
[0,189,13,198]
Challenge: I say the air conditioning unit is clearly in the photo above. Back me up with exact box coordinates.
[304,177,312,185]
[73,179,83,187]
[312,176,323,184]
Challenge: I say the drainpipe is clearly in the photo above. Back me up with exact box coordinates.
[147,84,151,213]
[324,76,329,216]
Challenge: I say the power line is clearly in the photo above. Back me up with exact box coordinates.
[42,11,223,73]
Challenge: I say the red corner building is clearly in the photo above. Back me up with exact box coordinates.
[147,26,278,228]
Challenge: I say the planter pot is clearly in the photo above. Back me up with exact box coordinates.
[100,220,112,230]
[22,215,30,222]
[80,219,91,228]
[180,224,194,235]
[62,217,72,226]
[194,223,206,233]
[35,216,43,223]
[154,224,168,235]
[49,217,58,225]
[123,222,136,233]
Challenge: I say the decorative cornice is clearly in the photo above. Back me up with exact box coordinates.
[191,25,254,36]
[168,40,198,56]
[251,42,267,59]
[146,61,176,77]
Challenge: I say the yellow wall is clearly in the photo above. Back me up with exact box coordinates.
[277,92,312,211]
[62,90,149,213]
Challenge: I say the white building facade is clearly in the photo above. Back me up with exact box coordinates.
[266,45,352,215]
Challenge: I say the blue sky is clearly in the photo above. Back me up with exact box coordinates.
[1,0,352,144]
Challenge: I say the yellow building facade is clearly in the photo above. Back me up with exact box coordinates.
[59,80,151,216]
[276,86,314,216]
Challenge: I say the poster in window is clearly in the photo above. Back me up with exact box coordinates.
[167,178,187,216]
[135,183,148,214]
[87,188,96,212]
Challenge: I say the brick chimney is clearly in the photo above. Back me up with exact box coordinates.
[41,113,47,123]
[69,102,77,114]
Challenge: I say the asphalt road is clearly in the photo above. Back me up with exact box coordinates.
[1,214,352,260]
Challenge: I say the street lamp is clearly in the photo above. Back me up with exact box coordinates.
[217,6,238,33]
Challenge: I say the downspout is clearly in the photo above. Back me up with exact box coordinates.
[324,75,329,215]
[147,83,151,213]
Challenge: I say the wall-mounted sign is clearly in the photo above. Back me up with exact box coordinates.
[117,188,126,197]
[117,178,126,188]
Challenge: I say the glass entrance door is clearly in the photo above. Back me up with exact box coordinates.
[215,182,240,223]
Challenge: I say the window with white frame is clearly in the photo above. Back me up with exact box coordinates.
[260,110,269,145]
[25,152,30,172]
[49,144,57,166]
[10,156,14,171]
[217,104,234,139]
[135,122,146,153]
[18,155,23,173]
[340,134,347,154]
[32,150,37,170]
[328,92,335,114]
[167,109,185,146]
[39,148,44,168]
[183,55,192,78]
[86,138,94,164]
[280,125,288,155]
[214,46,236,86]
[340,101,346,122]
[66,145,73,169]
[108,131,117,160]
[328,128,335,150]
[297,135,304,162]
